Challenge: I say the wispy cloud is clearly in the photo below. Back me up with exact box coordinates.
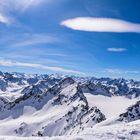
[0,59,85,75]
[106,69,139,74]
[0,13,10,25]
[0,0,45,12]
[61,17,140,33]
[11,0,45,12]
[107,48,127,52]
[10,34,59,47]
[0,0,47,25]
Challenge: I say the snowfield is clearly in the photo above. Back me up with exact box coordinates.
[85,93,139,118]
[1,120,140,140]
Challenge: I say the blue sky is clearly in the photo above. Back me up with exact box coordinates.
[0,0,140,80]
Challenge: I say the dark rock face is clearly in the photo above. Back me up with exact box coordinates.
[0,79,8,91]
[118,101,140,122]
[38,106,106,136]
[88,78,140,97]
[0,97,9,111]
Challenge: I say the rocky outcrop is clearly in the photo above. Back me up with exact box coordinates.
[118,101,140,122]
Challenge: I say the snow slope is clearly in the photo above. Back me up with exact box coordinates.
[85,93,138,118]
[1,120,140,139]
[0,77,105,137]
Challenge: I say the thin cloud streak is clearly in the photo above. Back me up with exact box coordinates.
[0,0,47,25]
[12,0,45,12]
[61,17,140,33]
[107,48,127,52]
[106,69,139,74]
[0,59,85,75]
[0,0,45,12]
[10,34,59,47]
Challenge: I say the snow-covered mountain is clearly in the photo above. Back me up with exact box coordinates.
[118,100,140,122]
[0,71,140,139]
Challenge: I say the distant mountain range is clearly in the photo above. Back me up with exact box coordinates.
[0,71,140,139]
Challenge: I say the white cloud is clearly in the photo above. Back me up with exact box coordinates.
[0,0,45,11]
[107,48,127,52]
[12,0,45,12]
[0,0,46,25]
[10,34,59,47]
[106,69,139,74]
[0,14,10,25]
[61,17,140,33]
[0,59,85,75]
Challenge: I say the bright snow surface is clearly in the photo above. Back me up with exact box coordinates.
[1,120,140,139]
[84,93,138,118]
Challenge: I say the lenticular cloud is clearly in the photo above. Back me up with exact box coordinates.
[61,17,140,33]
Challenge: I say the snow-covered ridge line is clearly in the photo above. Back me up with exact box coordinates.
[0,75,106,137]
[0,70,140,98]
